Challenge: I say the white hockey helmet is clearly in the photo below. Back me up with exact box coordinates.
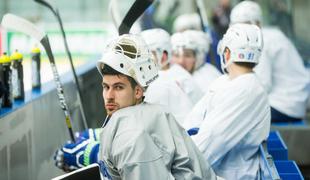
[230,1,262,25]
[97,34,158,87]
[183,30,210,69]
[173,13,202,32]
[140,28,172,69]
[171,30,210,70]
[218,23,263,72]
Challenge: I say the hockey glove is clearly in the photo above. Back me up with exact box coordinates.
[54,138,100,172]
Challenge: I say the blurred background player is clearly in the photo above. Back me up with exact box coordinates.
[168,31,204,104]
[182,30,221,93]
[230,0,310,122]
[173,12,223,73]
[141,28,193,124]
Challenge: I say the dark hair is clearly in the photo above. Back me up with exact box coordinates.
[100,64,138,89]
[235,62,256,69]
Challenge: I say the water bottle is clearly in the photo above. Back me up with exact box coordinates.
[31,46,41,89]
[0,52,13,107]
[11,50,24,100]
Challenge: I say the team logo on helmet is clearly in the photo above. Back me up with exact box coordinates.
[247,52,255,60]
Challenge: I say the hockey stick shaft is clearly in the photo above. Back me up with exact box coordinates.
[194,0,218,67]
[194,0,209,32]
[41,36,75,142]
[1,14,75,142]
[118,0,154,35]
[34,0,88,129]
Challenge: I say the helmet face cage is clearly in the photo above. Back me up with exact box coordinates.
[97,34,158,87]
[218,23,263,73]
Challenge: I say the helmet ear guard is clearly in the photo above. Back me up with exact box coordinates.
[97,34,158,87]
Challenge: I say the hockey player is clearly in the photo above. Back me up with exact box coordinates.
[54,34,217,180]
[141,28,193,124]
[230,0,310,122]
[168,32,205,104]
[182,30,221,93]
[170,30,221,96]
[183,23,271,179]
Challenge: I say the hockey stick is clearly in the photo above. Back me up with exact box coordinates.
[34,0,88,129]
[1,13,76,142]
[110,0,154,35]
[194,0,209,33]
[194,0,220,71]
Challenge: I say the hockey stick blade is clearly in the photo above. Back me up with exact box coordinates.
[1,13,76,142]
[1,14,56,64]
[1,14,45,42]
[118,0,154,35]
